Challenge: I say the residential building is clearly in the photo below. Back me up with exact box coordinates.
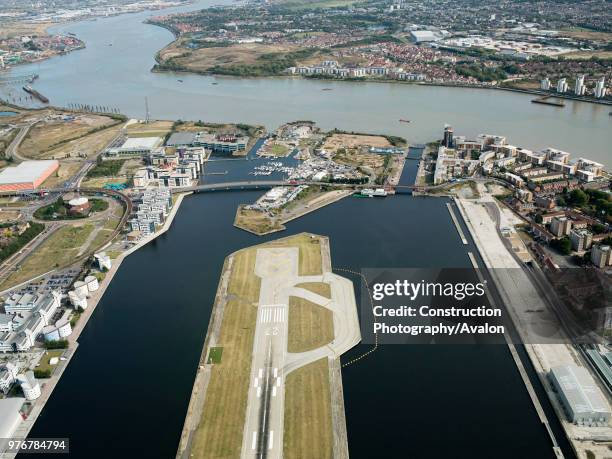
[592,245,612,268]
[540,77,550,90]
[570,229,593,252]
[574,74,586,96]
[550,216,572,237]
[17,371,40,401]
[0,362,18,393]
[594,77,607,99]
[556,78,568,93]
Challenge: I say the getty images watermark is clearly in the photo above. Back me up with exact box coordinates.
[359,268,610,345]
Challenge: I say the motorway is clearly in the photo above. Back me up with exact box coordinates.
[240,246,360,459]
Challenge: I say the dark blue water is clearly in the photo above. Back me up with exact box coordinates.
[23,191,562,458]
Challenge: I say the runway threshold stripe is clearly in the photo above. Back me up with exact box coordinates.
[251,432,257,450]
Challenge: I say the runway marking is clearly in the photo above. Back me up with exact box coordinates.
[258,369,263,378]
[251,432,257,450]
[276,377,281,387]
[273,367,278,378]
[258,305,286,324]
[257,387,261,398]
[272,386,277,397]
[254,377,259,388]
[268,431,274,450]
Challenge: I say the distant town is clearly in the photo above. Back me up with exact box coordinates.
[149,0,611,103]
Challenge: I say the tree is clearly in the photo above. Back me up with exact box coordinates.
[551,237,572,255]
[534,213,543,224]
[568,189,588,206]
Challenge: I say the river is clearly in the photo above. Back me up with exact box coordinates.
[1,0,610,166]
[5,1,599,458]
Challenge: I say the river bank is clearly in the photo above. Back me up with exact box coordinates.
[6,192,191,452]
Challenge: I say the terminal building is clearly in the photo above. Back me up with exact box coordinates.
[549,364,611,426]
[0,160,59,192]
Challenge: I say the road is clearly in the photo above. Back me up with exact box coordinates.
[6,121,36,162]
[0,222,61,284]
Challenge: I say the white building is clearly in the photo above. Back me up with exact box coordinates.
[0,397,25,452]
[94,252,112,271]
[556,78,568,93]
[0,362,18,393]
[68,289,88,310]
[540,78,550,90]
[106,137,163,157]
[43,312,72,342]
[594,77,607,99]
[574,74,586,96]
[17,371,41,401]
[84,275,99,292]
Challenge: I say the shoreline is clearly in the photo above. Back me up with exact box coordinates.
[147,29,612,108]
[234,189,353,236]
[6,192,191,452]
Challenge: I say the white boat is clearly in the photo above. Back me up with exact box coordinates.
[361,188,375,197]
[373,188,388,197]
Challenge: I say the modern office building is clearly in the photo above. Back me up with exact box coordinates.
[194,133,248,153]
[540,77,550,90]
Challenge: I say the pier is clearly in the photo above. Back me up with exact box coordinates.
[531,96,565,107]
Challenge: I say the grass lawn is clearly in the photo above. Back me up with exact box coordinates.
[0,224,94,289]
[283,358,333,459]
[234,206,282,235]
[207,347,223,364]
[190,299,257,458]
[295,282,331,298]
[287,296,333,353]
[270,143,290,156]
[36,350,65,377]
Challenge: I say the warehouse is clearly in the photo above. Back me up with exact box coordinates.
[0,160,59,192]
[105,137,163,157]
[549,364,611,426]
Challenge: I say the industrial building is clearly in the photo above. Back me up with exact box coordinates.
[0,160,59,192]
[549,364,611,426]
[105,136,163,157]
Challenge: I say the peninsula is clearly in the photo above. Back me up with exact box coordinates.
[176,233,360,459]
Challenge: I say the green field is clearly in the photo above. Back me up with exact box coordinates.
[288,296,333,353]
[207,347,223,364]
[283,358,333,459]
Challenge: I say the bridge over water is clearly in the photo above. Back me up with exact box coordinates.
[171,180,424,194]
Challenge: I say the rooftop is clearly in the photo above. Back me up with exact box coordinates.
[0,160,58,185]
